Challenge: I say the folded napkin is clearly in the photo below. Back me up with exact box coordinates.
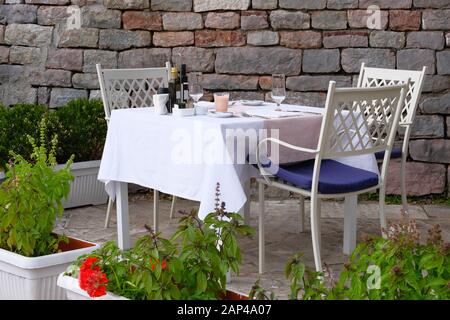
[244,109,304,119]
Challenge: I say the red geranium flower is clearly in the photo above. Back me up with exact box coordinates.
[83,269,108,298]
[161,259,167,270]
[80,257,100,272]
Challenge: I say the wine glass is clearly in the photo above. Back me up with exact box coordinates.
[271,74,286,111]
[189,72,203,106]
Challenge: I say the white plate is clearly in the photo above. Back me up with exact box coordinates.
[207,111,234,118]
[240,100,265,106]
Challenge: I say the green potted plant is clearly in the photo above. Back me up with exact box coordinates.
[57,184,253,300]
[250,216,450,300]
[0,119,99,300]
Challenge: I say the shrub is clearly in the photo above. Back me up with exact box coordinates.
[0,104,49,170]
[0,119,73,257]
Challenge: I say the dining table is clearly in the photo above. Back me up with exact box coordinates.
[97,101,379,253]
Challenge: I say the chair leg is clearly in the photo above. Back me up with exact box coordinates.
[343,195,358,255]
[104,197,114,229]
[298,196,305,233]
[400,156,409,214]
[258,183,265,274]
[310,195,322,272]
[379,185,387,238]
[170,195,177,219]
[153,189,159,232]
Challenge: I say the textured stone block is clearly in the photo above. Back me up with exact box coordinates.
[422,75,450,92]
[397,49,436,74]
[311,11,347,30]
[215,47,301,75]
[195,30,245,47]
[163,12,203,30]
[193,0,250,12]
[413,0,450,8]
[81,5,121,29]
[258,76,271,90]
[386,160,446,196]
[359,0,412,9]
[153,31,194,47]
[118,48,171,69]
[104,0,149,9]
[446,33,450,46]
[370,31,405,49]
[0,83,37,106]
[0,26,4,44]
[281,91,327,107]
[37,5,69,25]
[348,10,388,30]
[303,49,340,73]
[327,0,358,9]
[406,31,445,50]
[252,0,276,9]
[172,47,215,72]
[122,11,162,31]
[241,11,268,30]
[46,48,83,71]
[229,91,265,101]
[270,10,310,30]
[420,92,450,114]
[287,75,351,91]
[9,46,43,65]
[0,46,8,63]
[29,69,72,87]
[84,49,117,73]
[152,0,192,11]
[409,139,450,163]
[280,0,326,9]
[201,74,258,90]
[205,12,240,29]
[323,31,368,48]
[37,86,50,105]
[72,73,99,89]
[341,48,395,73]
[280,31,321,49]
[5,24,53,47]
[422,10,450,30]
[57,27,98,48]
[50,88,88,108]
[437,50,450,75]
[389,10,421,31]
[99,29,151,51]
[247,30,279,46]
[399,115,444,138]
[6,4,37,24]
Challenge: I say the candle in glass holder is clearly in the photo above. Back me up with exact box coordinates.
[214,92,229,112]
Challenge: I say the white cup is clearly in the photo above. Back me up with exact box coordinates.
[153,94,169,115]
[194,104,208,115]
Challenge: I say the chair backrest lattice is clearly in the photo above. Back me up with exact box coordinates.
[357,63,426,126]
[96,63,170,122]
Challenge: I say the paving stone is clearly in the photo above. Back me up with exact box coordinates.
[270,10,310,30]
[323,31,368,48]
[49,87,88,108]
[369,31,405,49]
[311,11,347,30]
[152,0,192,11]
[122,11,162,31]
[201,74,258,90]
[163,12,203,31]
[99,29,151,51]
[118,48,171,69]
[84,49,117,73]
[409,139,450,163]
[204,12,240,29]
[406,31,445,50]
[4,23,53,47]
[241,10,268,30]
[172,47,215,72]
[215,47,301,75]
[247,30,278,46]
[46,48,83,71]
[397,49,436,74]
[347,10,388,30]
[193,0,250,12]
[9,46,43,65]
[422,10,450,30]
[420,92,450,114]
[303,49,340,73]
[423,205,450,219]
[287,75,352,92]
[280,31,321,49]
[437,50,450,75]
[153,31,194,47]
[195,30,245,47]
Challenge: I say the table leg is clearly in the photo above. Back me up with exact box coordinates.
[239,180,251,225]
[116,182,131,250]
[343,195,358,255]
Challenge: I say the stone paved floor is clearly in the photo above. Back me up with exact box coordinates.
[55,194,450,300]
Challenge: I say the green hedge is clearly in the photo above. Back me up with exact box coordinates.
[0,99,107,170]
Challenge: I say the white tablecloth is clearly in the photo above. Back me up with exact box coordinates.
[98,104,378,219]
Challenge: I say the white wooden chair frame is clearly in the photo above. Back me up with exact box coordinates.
[256,81,409,273]
[357,63,427,213]
[96,62,178,230]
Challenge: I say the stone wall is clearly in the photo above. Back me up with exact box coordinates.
[0,0,449,197]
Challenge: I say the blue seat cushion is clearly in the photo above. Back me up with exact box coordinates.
[375,147,402,160]
[274,159,379,194]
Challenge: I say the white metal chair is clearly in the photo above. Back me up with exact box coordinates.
[256,81,409,273]
[357,63,427,213]
[96,62,178,230]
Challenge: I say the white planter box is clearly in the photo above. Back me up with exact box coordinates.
[0,237,99,300]
[56,160,108,209]
[57,274,128,300]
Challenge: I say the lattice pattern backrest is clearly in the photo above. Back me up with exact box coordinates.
[358,66,426,125]
[98,67,169,120]
[320,84,406,160]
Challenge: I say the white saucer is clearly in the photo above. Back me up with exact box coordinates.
[241,100,265,106]
[207,111,234,118]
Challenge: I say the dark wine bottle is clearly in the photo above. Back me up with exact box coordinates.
[169,67,178,112]
[180,64,189,106]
